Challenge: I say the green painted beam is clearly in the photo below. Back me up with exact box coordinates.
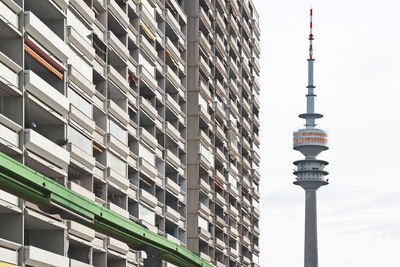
[0,152,214,267]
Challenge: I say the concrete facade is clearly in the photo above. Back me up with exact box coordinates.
[184,0,261,266]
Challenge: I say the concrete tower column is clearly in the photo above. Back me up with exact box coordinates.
[304,189,318,267]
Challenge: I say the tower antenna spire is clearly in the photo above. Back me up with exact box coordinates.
[309,8,313,60]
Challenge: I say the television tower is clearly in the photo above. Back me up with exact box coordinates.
[293,9,329,267]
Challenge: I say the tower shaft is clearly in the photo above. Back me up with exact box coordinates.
[304,189,318,267]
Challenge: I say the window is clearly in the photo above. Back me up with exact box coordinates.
[68,126,92,155]
[139,204,155,225]
[108,152,126,177]
[68,87,92,117]
[198,215,208,230]
[108,118,127,144]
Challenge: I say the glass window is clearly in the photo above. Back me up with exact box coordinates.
[108,118,127,144]
[139,204,155,225]
[108,152,126,177]
[68,87,92,117]
[68,126,92,155]
[198,215,208,230]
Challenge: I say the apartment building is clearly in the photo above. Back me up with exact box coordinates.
[0,0,260,266]
[184,0,261,266]
[0,0,188,266]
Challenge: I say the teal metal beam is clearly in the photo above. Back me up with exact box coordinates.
[0,152,214,267]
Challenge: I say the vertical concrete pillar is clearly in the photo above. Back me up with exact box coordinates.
[304,189,318,267]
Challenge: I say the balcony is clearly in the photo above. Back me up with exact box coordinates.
[215,193,225,206]
[252,38,261,57]
[108,65,129,93]
[107,167,129,191]
[68,181,95,201]
[199,106,212,124]
[198,227,211,241]
[165,177,180,195]
[24,70,69,116]
[242,98,252,115]
[229,226,238,238]
[139,65,158,92]
[199,203,211,217]
[215,80,227,100]
[69,259,94,267]
[140,97,157,120]
[199,56,212,77]
[68,26,95,61]
[139,158,157,179]
[107,30,129,61]
[229,205,238,217]
[139,189,157,207]
[199,131,211,147]
[140,4,158,33]
[24,129,70,169]
[229,17,240,37]
[0,122,19,152]
[216,12,227,35]
[199,8,212,33]
[107,100,129,125]
[69,105,95,134]
[165,206,180,222]
[227,184,238,197]
[165,65,180,89]
[229,80,239,97]
[164,9,181,36]
[107,237,129,254]
[107,133,129,158]
[108,0,129,28]
[70,0,95,24]
[0,53,20,92]
[199,32,211,54]
[229,58,240,78]
[165,122,182,144]
[165,94,180,115]
[0,1,19,30]
[24,245,69,267]
[67,221,95,241]
[68,65,96,97]
[24,11,68,63]
[68,143,95,170]
[107,201,129,219]
[139,127,157,149]
[164,149,180,169]
[215,237,225,250]
[215,57,228,79]
[199,178,211,193]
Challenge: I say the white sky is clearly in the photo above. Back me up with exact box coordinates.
[254,0,400,266]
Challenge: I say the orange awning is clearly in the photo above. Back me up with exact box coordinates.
[24,45,63,80]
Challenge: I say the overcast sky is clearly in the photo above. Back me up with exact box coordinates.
[255,0,400,266]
